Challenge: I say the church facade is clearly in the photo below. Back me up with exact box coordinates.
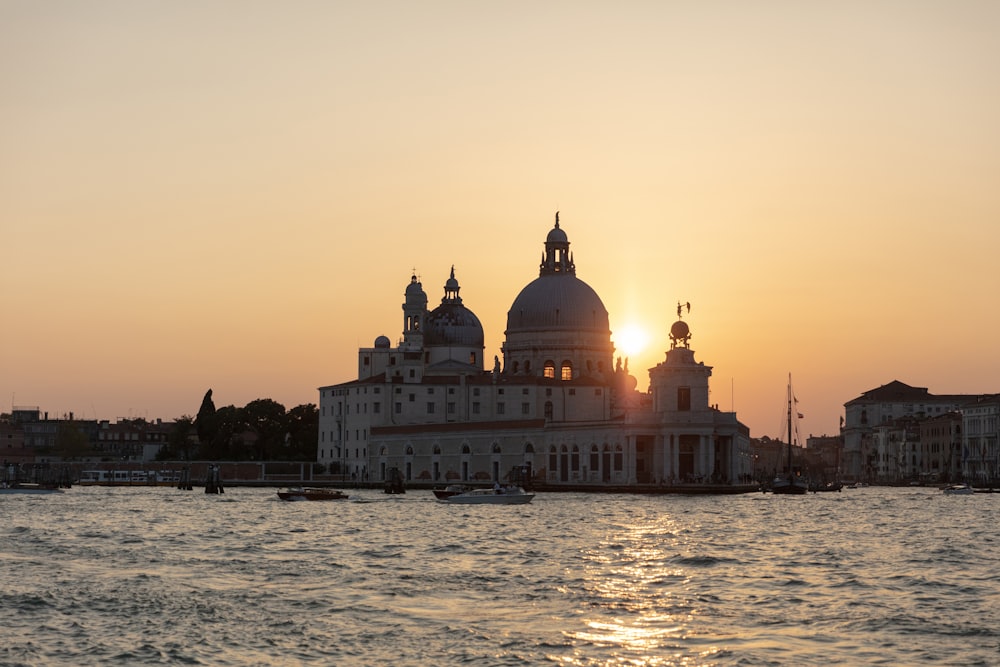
[317,216,752,489]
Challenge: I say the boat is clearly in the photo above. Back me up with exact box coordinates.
[277,487,349,501]
[432,484,471,499]
[810,481,843,493]
[0,482,64,495]
[1,464,68,494]
[942,483,975,495]
[772,374,809,495]
[442,485,534,505]
[384,467,405,494]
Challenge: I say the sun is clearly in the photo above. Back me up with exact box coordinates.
[614,323,651,358]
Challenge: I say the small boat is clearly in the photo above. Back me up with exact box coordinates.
[0,482,64,495]
[432,484,470,500]
[384,467,405,494]
[442,485,534,505]
[277,487,349,501]
[942,483,975,495]
[810,481,843,493]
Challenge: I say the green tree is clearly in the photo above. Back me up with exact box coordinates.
[195,389,217,454]
[159,416,195,461]
[285,403,319,461]
[206,405,244,460]
[244,399,286,461]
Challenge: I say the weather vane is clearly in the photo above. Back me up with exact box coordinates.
[676,301,691,319]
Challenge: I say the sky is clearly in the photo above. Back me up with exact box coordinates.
[3,1,999,440]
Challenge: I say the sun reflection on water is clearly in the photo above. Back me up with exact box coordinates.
[557,516,723,665]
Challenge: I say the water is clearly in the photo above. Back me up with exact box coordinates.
[2,487,998,666]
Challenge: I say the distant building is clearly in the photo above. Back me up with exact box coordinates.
[963,395,999,484]
[919,411,963,482]
[318,216,752,488]
[842,381,974,481]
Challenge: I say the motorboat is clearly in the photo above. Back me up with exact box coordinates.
[277,487,349,501]
[810,481,843,493]
[432,484,471,500]
[442,485,534,505]
[942,483,975,495]
[0,482,64,495]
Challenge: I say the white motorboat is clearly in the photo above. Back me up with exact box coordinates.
[277,487,349,501]
[942,483,974,495]
[442,486,534,505]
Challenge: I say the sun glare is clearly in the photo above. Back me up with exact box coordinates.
[615,323,650,358]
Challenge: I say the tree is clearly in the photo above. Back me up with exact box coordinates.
[159,416,195,461]
[285,404,319,461]
[195,389,217,454]
[206,405,244,460]
[243,398,286,461]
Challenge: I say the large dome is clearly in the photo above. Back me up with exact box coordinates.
[507,274,609,332]
[502,217,614,380]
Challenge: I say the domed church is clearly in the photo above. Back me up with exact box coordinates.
[318,214,752,490]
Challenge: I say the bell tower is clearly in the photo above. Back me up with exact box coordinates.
[401,272,427,352]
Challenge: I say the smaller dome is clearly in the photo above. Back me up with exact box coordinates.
[546,225,568,244]
[425,304,484,347]
[374,335,391,348]
[405,274,425,297]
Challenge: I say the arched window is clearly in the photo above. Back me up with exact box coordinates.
[524,442,535,454]
[590,444,599,471]
[379,446,387,456]
[433,445,441,455]
[492,443,501,454]
[512,361,520,374]
[405,446,414,455]
[462,444,471,454]
[561,361,573,381]
[543,361,555,379]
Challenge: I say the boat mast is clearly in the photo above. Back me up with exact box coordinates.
[786,373,793,475]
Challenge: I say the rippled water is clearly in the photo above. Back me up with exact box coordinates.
[2,486,998,666]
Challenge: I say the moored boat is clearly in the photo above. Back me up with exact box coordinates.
[277,487,349,501]
[810,481,843,493]
[0,482,64,495]
[942,483,974,495]
[432,484,471,499]
[771,374,808,495]
[443,485,534,505]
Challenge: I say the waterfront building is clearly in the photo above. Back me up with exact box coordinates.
[842,381,974,481]
[317,216,752,489]
[962,395,1000,484]
[918,412,963,482]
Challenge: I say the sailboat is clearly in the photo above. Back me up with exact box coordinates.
[772,374,809,495]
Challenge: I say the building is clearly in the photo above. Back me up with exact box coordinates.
[317,216,752,489]
[919,411,963,482]
[963,395,999,484]
[841,381,974,481]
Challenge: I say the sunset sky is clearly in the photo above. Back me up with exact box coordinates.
[3,1,999,441]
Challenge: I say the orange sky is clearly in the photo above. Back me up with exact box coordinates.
[3,1,999,440]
